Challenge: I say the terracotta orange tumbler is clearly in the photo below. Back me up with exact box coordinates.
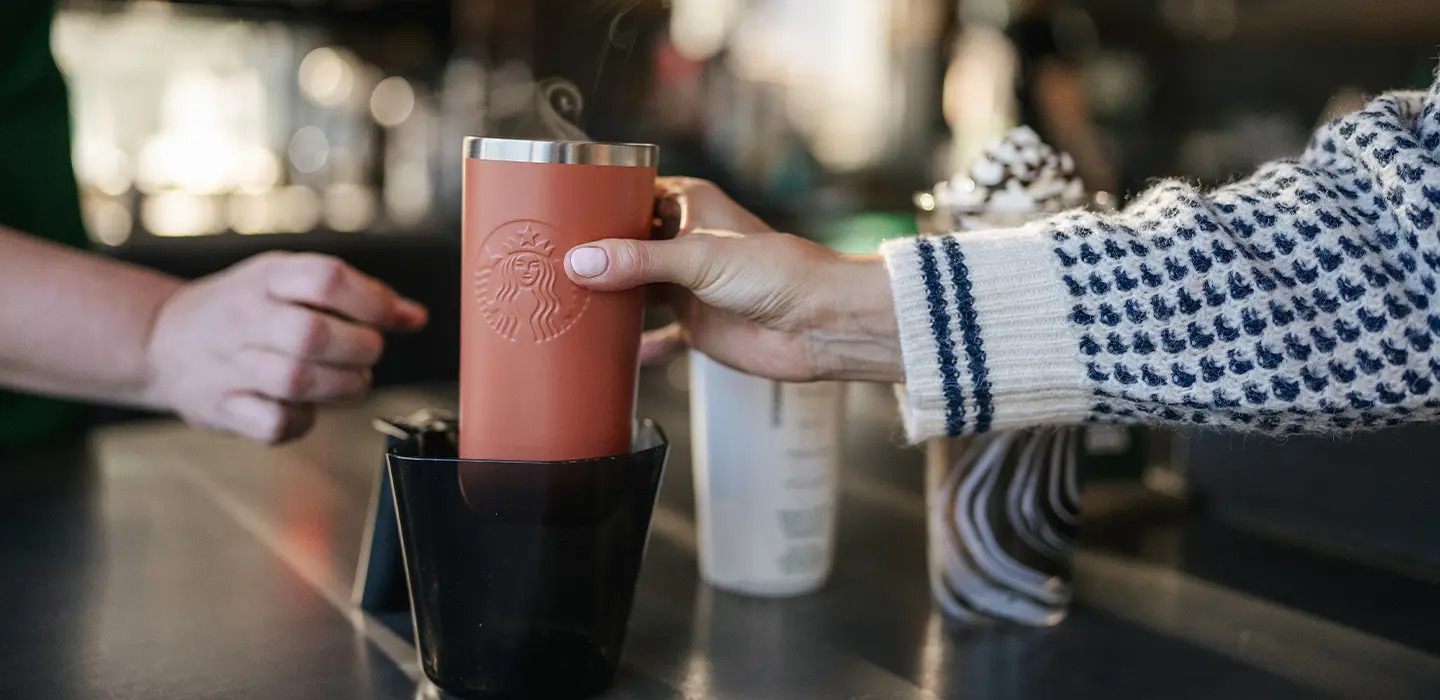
[460,137,658,462]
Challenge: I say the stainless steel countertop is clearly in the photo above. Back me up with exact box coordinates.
[1,370,1437,700]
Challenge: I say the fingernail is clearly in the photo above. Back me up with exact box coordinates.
[569,246,609,278]
[397,297,428,323]
[223,394,274,427]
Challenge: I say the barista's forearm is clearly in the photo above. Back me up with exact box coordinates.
[0,228,181,407]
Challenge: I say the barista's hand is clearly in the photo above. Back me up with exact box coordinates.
[564,178,902,383]
[143,252,428,444]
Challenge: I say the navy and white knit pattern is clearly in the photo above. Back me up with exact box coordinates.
[884,70,1440,440]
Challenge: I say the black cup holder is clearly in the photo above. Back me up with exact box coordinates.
[380,412,668,700]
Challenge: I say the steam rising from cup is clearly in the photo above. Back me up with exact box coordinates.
[535,78,590,141]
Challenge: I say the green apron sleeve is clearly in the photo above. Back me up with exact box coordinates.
[0,0,93,453]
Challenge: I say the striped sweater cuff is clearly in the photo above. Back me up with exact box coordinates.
[881,227,1091,442]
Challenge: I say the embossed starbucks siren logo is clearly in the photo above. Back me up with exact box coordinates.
[475,221,588,343]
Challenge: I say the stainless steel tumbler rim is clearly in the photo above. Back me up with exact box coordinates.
[463,137,658,168]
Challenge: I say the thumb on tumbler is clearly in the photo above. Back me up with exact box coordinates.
[565,237,713,292]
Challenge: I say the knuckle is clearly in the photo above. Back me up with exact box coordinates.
[253,406,287,444]
[290,254,348,300]
[767,233,814,263]
[686,247,722,292]
[312,259,349,299]
[343,328,384,366]
[272,311,307,352]
[612,240,650,276]
[251,353,311,398]
[259,424,286,445]
[768,232,802,254]
[680,177,716,194]
[684,234,733,288]
[297,314,331,354]
[360,330,385,363]
[261,411,298,444]
[281,361,313,397]
[343,370,372,398]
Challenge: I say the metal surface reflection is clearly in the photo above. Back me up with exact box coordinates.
[3,380,1439,699]
[0,442,101,700]
[684,575,930,699]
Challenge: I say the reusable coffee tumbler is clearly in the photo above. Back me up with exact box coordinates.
[460,137,658,462]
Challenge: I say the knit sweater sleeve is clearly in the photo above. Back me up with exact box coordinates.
[882,78,1440,442]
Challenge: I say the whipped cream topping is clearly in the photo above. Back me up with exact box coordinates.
[931,127,1086,215]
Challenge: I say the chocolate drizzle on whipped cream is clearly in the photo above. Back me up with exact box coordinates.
[930,127,1087,216]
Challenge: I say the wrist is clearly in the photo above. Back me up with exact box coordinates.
[806,254,903,383]
[135,278,187,412]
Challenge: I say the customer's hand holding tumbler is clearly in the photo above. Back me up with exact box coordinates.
[564,178,902,385]
[571,67,1440,441]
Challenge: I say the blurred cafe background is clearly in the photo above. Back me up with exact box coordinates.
[60,0,1440,571]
